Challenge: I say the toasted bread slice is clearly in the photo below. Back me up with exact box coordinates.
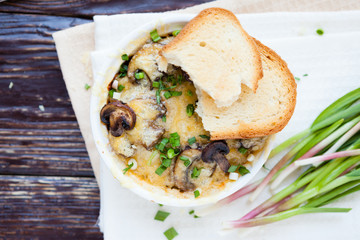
[161,8,263,107]
[196,39,297,139]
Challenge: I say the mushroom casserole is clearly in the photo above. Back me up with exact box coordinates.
[100,30,268,198]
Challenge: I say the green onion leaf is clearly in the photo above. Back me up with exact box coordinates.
[194,215,200,218]
[155,166,167,176]
[164,91,172,99]
[199,135,210,140]
[153,81,160,88]
[187,90,193,96]
[191,167,202,178]
[164,227,178,240]
[135,71,144,80]
[179,156,190,167]
[118,84,125,92]
[228,165,238,173]
[194,190,200,198]
[122,162,134,175]
[150,29,161,42]
[186,104,195,117]
[154,210,170,222]
[316,28,324,35]
[156,90,161,104]
[238,147,248,154]
[189,210,194,215]
[162,115,166,122]
[108,89,115,98]
[159,203,163,207]
[84,83,91,90]
[238,165,250,176]
[172,30,181,36]
[121,54,129,61]
[167,148,176,159]
[162,158,172,168]
[170,91,182,97]
[295,77,300,81]
[188,137,196,145]
[303,74,308,77]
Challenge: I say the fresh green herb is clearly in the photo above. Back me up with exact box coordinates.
[199,135,210,140]
[228,165,238,173]
[108,89,115,98]
[186,104,195,117]
[159,204,163,207]
[162,115,166,122]
[303,74,308,77]
[154,210,170,222]
[161,158,172,168]
[186,90,193,96]
[172,30,181,36]
[84,83,91,90]
[118,62,128,77]
[164,91,172,99]
[295,77,301,81]
[177,75,183,85]
[316,28,324,35]
[135,71,144,80]
[122,162,134,175]
[194,190,200,198]
[191,167,203,178]
[156,90,161,104]
[179,156,190,167]
[153,81,160,88]
[118,84,125,92]
[188,137,196,145]
[189,210,194,215]
[155,165,167,176]
[238,165,250,176]
[194,215,200,218]
[157,138,169,151]
[167,148,176,159]
[238,147,248,154]
[169,91,182,97]
[169,132,180,148]
[150,29,161,42]
[121,54,129,61]
[164,227,178,240]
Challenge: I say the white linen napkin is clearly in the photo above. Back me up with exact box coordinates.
[93,11,360,240]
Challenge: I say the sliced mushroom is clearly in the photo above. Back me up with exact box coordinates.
[173,149,216,192]
[201,141,231,172]
[100,101,136,137]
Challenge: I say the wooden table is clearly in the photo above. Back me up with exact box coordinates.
[0,1,210,238]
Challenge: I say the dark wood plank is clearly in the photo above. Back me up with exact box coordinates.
[0,0,211,18]
[0,175,101,239]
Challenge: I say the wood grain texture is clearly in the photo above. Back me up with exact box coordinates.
[0,0,211,18]
[0,175,102,239]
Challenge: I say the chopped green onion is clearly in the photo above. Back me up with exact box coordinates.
[155,165,167,176]
[154,210,170,222]
[156,90,161,104]
[122,162,134,175]
[303,74,308,77]
[238,147,248,154]
[118,84,125,92]
[164,91,172,99]
[121,54,129,61]
[147,151,158,166]
[194,190,200,198]
[153,81,160,88]
[162,158,172,168]
[316,28,324,35]
[169,132,180,148]
[187,90,193,96]
[228,165,238,173]
[135,71,144,80]
[238,165,250,176]
[109,89,115,98]
[194,215,200,218]
[189,210,194,215]
[167,148,176,159]
[191,167,202,178]
[177,75,183,84]
[188,137,196,145]
[172,30,181,36]
[186,104,195,117]
[199,135,210,140]
[170,91,182,97]
[159,204,163,207]
[84,83,91,90]
[157,138,169,151]
[150,29,161,42]
[163,227,178,240]
[162,115,166,122]
[179,156,190,167]
[295,77,300,81]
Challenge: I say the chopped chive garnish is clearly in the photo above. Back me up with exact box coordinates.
[164,227,178,240]
[179,156,190,167]
[118,84,125,92]
[135,71,144,80]
[156,90,161,104]
[150,29,161,42]
[169,132,180,148]
[167,148,175,159]
[194,215,200,218]
[122,162,134,175]
[191,167,202,178]
[170,91,182,97]
[109,89,115,98]
[188,137,196,145]
[157,138,169,151]
[186,104,195,117]
[154,210,170,222]
[172,30,180,36]
[155,165,167,176]
[316,28,324,35]
[238,165,250,176]
[158,204,163,207]
[238,147,248,154]
[84,83,91,90]
[162,158,172,168]
[162,115,166,122]
[194,190,200,198]
[228,165,238,173]
[186,90,193,96]
[121,54,129,61]
[295,77,300,81]
[164,91,172,99]
[189,210,194,215]
[153,81,160,88]
[199,135,210,140]
[303,74,308,77]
